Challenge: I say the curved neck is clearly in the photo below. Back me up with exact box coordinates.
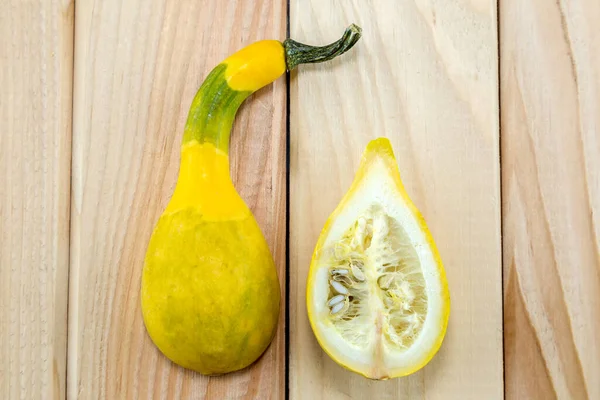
[182,64,251,152]
[181,24,362,154]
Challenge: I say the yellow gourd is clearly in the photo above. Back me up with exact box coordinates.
[306,138,450,379]
[141,25,361,375]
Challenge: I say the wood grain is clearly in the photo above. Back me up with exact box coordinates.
[0,1,74,399]
[289,1,503,398]
[501,0,600,399]
[69,1,286,398]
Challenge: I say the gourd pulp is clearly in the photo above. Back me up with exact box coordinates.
[141,142,280,375]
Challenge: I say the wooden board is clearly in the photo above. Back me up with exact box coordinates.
[0,1,74,399]
[500,0,600,399]
[69,1,286,398]
[3,1,599,398]
[288,1,503,399]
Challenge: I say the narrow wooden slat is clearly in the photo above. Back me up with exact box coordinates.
[289,1,503,398]
[69,1,286,398]
[0,1,74,398]
[501,0,600,398]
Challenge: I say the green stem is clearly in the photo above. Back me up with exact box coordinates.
[283,24,362,71]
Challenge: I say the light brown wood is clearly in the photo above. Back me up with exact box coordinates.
[289,1,503,398]
[501,0,600,399]
[69,1,286,398]
[4,1,597,398]
[0,1,74,399]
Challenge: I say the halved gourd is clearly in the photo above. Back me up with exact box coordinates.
[306,137,450,380]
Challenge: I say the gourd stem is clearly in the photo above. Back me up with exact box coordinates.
[283,24,362,71]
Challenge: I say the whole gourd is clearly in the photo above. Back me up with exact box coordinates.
[141,25,361,375]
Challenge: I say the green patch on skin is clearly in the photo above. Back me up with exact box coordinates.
[182,64,252,152]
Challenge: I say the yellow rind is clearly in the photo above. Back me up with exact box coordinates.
[223,40,286,92]
[142,141,280,375]
[306,137,450,379]
[166,141,249,219]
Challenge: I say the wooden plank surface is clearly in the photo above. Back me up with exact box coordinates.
[501,0,600,399]
[69,1,286,398]
[0,1,74,399]
[3,1,598,398]
[289,1,503,399]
